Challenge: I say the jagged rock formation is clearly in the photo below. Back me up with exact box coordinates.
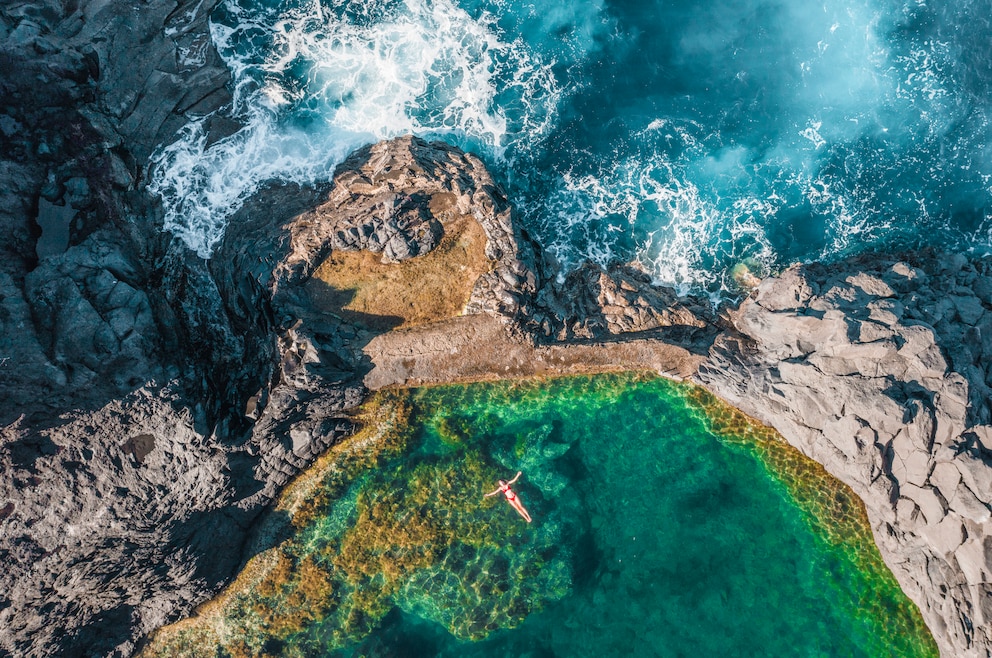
[0,1,263,656]
[205,135,548,500]
[534,261,714,340]
[215,135,539,305]
[0,0,232,424]
[697,253,992,658]
[202,137,537,480]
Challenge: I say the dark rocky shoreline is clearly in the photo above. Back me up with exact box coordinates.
[1,2,990,657]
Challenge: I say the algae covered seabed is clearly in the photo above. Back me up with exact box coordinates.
[142,373,937,657]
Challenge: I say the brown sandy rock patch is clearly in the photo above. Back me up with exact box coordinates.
[308,210,492,330]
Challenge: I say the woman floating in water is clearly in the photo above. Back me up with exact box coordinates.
[484,471,532,523]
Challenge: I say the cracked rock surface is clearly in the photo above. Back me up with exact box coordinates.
[697,253,992,658]
[3,0,991,653]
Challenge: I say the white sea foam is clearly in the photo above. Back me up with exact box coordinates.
[149,0,992,289]
[149,0,561,257]
[530,120,778,294]
[799,121,826,149]
[634,175,777,295]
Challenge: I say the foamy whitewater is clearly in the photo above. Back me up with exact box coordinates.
[149,0,992,293]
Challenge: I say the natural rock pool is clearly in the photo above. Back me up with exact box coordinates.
[144,373,936,657]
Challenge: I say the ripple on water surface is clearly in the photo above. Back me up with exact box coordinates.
[141,374,936,658]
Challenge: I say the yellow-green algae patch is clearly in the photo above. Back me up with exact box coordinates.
[138,393,417,657]
[140,390,570,657]
[140,373,937,658]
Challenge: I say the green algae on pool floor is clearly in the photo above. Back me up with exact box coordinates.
[141,373,936,658]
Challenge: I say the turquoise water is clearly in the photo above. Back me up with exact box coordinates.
[144,376,934,656]
[333,377,933,657]
[151,0,992,292]
[141,3,964,649]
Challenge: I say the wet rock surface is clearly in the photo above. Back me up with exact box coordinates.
[0,82,716,654]
[534,260,715,340]
[0,1,251,656]
[0,0,232,425]
[697,253,992,658]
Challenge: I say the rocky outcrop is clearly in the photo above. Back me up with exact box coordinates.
[0,1,250,656]
[697,253,992,658]
[0,0,233,422]
[531,261,715,340]
[204,135,547,494]
[217,135,538,295]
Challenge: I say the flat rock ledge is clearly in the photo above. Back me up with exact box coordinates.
[697,254,992,658]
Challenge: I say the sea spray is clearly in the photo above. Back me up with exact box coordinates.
[511,0,992,291]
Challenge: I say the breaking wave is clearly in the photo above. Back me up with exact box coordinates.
[149,0,992,294]
[148,0,564,257]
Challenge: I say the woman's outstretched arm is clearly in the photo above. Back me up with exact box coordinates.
[507,471,522,485]
[483,487,502,497]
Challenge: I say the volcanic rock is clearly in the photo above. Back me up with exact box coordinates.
[3,1,990,654]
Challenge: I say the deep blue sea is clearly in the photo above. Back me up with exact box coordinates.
[150,0,992,293]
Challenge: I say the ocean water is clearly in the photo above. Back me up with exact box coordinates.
[150,0,992,293]
[142,375,936,657]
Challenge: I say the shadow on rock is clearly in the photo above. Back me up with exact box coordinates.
[697,250,992,657]
[59,603,136,658]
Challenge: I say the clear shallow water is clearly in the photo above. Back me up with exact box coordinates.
[142,375,936,657]
[151,0,992,293]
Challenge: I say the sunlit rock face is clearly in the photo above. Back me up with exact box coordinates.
[698,253,992,657]
[2,0,991,652]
